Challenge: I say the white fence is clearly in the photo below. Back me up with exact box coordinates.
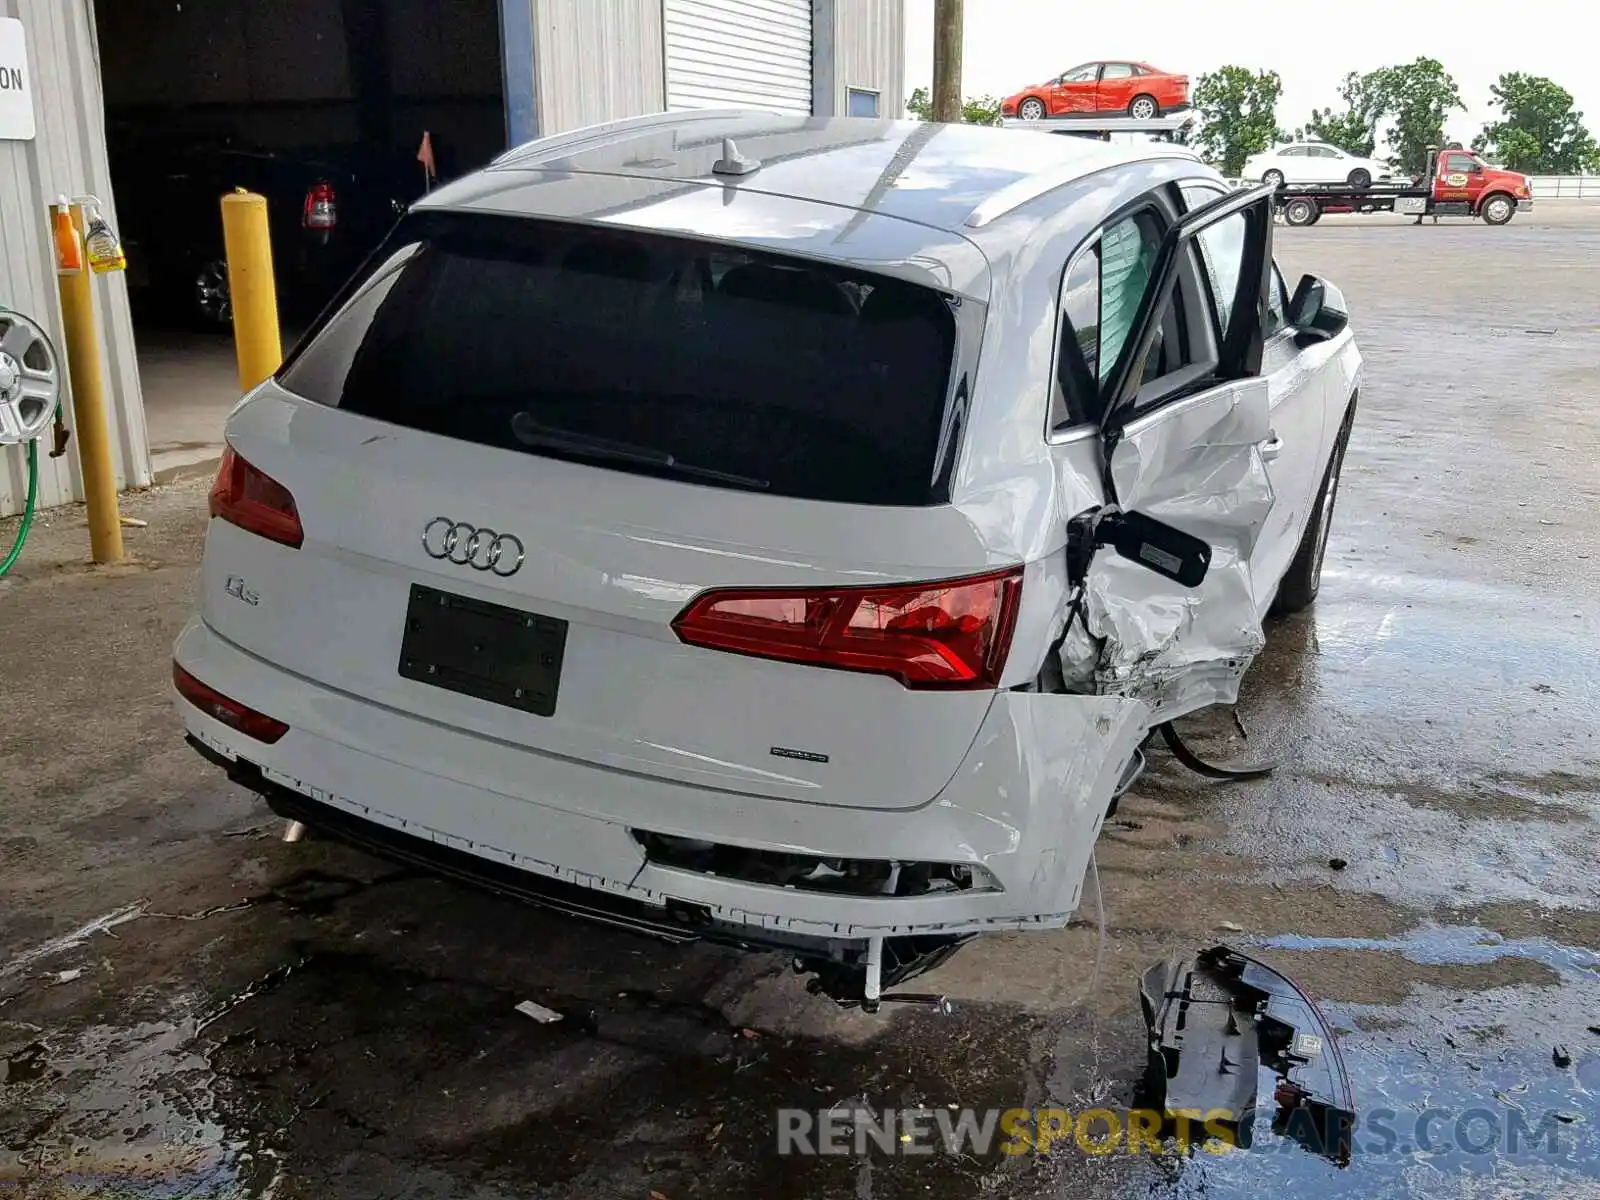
[1527,175,1600,198]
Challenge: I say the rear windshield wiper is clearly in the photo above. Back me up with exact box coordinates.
[510,412,769,490]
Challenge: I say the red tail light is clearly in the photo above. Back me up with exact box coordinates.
[303,180,337,230]
[671,567,1025,690]
[173,664,289,743]
[209,445,304,548]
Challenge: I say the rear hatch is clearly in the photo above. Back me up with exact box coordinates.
[207,209,1012,811]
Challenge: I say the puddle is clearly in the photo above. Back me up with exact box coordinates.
[0,1003,272,1197]
[2,1042,49,1086]
[4,872,1596,1200]
[1149,999,1600,1199]
[1253,925,1600,981]
[1126,925,1600,1196]
[4,920,1599,1200]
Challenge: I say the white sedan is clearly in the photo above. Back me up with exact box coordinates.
[1244,142,1394,188]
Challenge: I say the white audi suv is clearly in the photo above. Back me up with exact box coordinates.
[173,111,1361,1007]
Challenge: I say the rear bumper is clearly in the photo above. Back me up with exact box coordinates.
[189,735,841,955]
[173,617,1147,942]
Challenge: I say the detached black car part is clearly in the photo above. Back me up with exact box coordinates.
[1139,944,1356,1164]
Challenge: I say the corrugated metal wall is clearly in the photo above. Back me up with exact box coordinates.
[827,0,903,118]
[529,0,903,138]
[531,0,665,137]
[0,0,149,518]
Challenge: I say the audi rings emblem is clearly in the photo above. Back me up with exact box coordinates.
[422,517,526,577]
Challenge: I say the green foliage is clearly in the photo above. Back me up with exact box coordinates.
[1369,58,1465,175]
[1192,66,1284,177]
[1303,71,1386,156]
[905,87,1002,126]
[1299,60,1463,173]
[1471,72,1600,173]
[962,95,1003,126]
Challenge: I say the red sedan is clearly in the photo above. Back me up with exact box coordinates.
[1001,62,1190,121]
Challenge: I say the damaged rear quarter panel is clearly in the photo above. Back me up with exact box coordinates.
[952,691,1150,922]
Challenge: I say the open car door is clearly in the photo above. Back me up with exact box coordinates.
[1071,184,1280,723]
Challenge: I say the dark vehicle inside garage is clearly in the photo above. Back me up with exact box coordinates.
[96,0,506,330]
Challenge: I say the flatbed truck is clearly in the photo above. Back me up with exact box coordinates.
[997,123,1535,228]
[1273,147,1534,226]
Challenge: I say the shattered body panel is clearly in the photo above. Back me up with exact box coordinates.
[1087,379,1275,720]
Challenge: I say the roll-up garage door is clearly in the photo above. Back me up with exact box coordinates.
[664,0,813,115]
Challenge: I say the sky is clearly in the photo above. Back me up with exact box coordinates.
[902,0,1599,151]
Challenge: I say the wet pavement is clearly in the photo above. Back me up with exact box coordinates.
[3,204,1599,1199]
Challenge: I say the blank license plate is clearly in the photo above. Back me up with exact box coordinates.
[398,584,568,717]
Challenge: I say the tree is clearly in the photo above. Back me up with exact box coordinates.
[1471,72,1600,173]
[931,0,964,123]
[905,87,1001,126]
[1303,71,1386,157]
[1371,57,1464,176]
[1192,67,1284,177]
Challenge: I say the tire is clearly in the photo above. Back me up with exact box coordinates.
[1262,169,1285,189]
[1480,193,1515,225]
[1272,401,1355,615]
[1128,94,1159,120]
[1346,168,1371,189]
[1283,197,1318,227]
[1018,97,1046,121]
[194,260,232,328]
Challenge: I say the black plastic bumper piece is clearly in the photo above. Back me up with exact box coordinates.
[1139,943,1356,1164]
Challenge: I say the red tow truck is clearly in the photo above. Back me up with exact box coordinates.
[1275,147,1534,226]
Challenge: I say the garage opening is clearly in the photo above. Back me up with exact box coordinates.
[664,0,812,115]
[93,0,507,472]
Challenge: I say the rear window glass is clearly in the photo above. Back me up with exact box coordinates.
[278,213,962,506]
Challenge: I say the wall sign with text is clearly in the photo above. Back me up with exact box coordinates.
[0,19,37,142]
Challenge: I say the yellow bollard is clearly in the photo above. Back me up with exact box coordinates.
[54,201,124,565]
[219,190,283,393]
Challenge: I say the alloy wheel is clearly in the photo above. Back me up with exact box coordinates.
[195,261,232,326]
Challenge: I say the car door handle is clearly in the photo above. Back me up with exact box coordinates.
[1260,434,1283,461]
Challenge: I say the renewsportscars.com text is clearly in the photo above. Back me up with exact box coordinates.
[777,1105,1576,1159]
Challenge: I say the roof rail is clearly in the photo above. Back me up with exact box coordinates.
[998,114,1195,135]
[964,143,1201,228]
[493,108,788,168]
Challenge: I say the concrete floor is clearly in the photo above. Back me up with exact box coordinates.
[3,205,1599,1198]
[135,330,240,478]
[135,324,306,480]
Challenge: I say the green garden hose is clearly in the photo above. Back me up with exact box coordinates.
[0,436,40,578]
[1,304,64,578]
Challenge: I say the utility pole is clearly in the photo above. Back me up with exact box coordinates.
[932,0,963,123]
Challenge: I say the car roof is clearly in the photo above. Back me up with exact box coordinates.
[411,111,1211,300]
[424,110,1200,235]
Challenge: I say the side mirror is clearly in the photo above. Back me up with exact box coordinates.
[1067,509,1211,588]
[1288,273,1349,343]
